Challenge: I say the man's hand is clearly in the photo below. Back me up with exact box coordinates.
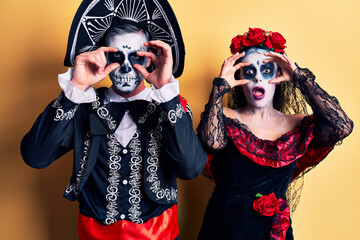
[71,47,120,91]
[133,40,173,89]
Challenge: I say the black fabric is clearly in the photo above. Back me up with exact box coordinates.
[196,65,353,239]
[197,141,295,240]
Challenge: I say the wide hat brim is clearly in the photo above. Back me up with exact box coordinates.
[64,0,185,78]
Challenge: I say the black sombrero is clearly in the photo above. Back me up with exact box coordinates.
[64,0,185,78]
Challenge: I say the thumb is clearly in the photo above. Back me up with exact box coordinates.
[103,63,120,76]
[133,64,150,80]
[233,79,250,87]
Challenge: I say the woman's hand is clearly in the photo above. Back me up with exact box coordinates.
[133,40,173,89]
[71,47,120,91]
[219,52,250,88]
[263,52,297,84]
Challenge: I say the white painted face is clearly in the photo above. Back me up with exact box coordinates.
[240,50,278,108]
[106,32,149,93]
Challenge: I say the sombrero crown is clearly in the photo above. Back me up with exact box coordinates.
[64,0,185,78]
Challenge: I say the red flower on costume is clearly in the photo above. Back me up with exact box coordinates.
[178,94,188,112]
[229,28,287,54]
[253,193,291,240]
[253,193,280,217]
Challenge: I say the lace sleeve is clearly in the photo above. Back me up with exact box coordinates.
[197,78,231,150]
[293,65,354,147]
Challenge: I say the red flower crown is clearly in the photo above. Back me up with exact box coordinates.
[230,27,286,54]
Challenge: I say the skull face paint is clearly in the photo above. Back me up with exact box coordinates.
[106,32,149,93]
[240,49,278,108]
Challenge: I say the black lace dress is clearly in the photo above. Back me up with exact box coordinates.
[197,67,353,240]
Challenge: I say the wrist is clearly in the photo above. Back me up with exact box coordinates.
[293,63,316,85]
[71,78,90,91]
[153,77,172,89]
[213,78,231,95]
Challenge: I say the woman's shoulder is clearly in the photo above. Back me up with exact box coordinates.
[223,107,239,119]
[285,113,307,126]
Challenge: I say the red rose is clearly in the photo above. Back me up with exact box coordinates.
[242,28,265,47]
[230,35,243,54]
[268,31,286,53]
[264,36,273,50]
[253,193,280,217]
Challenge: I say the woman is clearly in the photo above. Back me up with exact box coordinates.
[197,28,353,240]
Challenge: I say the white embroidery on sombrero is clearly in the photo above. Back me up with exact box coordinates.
[115,0,147,23]
[152,8,162,20]
[104,0,115,11]
[68,0,184,77]
[83,14,113,46]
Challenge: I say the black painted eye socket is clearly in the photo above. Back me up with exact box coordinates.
[107,51,125,64]
[242,65,256,79]
[262,69,271,74]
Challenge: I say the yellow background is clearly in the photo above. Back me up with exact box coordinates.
[1,0,359,239]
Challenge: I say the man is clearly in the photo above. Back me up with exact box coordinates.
[21,1,206,239]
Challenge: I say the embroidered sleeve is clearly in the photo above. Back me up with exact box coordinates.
[21,92,78,168]
[293,65,353,147]
[197,78,231,150]
[160,95,207,180]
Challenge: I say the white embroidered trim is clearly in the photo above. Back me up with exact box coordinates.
[52,92,79,121]
[52,92,63,108]
[167,103,184,125]
[146,125,177,202]
[104,133,122,225]
[97,106,116,130]
[128,131,144,224]
[185,103,193,120]
[138,102,157,124]
[92,94,101,109]
[65,132,91,196]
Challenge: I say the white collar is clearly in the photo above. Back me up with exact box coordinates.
[105,86,152,103]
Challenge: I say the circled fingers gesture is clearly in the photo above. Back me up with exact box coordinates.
[219,52,250,88]
[71,47,120,91]
[133,40,173,89]
[263,52,297,84]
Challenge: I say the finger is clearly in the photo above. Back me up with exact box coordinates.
[233,79,250,87]
[262,57,275,63]
[97,46,119,53]
[91,52,107,74]
[282,53,293,64]
[264,51,282,58]
[268,76,286,84]
[103,62,120,76]
[233,61,251,70]
[144,41,172,57]
[77,53,105,73]
[95,51,108,74]
[144,40,170,49]
[226,52,241,62]
[133,64,150,79]
[137,51,158,63]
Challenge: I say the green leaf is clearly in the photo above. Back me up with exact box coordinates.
[255,193,263,198]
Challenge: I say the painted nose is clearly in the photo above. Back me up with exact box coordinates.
[120,63,132,73]
[253,77,262,83]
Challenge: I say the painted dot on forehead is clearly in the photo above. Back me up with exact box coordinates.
[123,45,131,50]
[257,60,260,66]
